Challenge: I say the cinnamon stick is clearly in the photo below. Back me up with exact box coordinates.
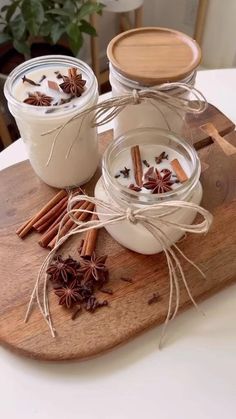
[131,145,143,187]
[80,212,99,257]
[33,196,68,230]
[47,201,95,250]
[16,217,33,235]
[44,208,68,232]
[38,200,86,248]
[17,189,67,238]
[170,159,188,183]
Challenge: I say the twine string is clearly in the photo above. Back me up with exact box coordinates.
[25,193,213,346]
[42,83,208,166]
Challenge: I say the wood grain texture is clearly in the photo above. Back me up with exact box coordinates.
[107,27,201,85]
[186,103,235,149]
[0,108,236,361]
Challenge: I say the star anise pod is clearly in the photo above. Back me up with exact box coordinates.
[59,67,86,97]
[161,168,172,175]
[23,91,53,106]
[143,166,155,181]
[143,168,173,194]
[54,280,83,308]
[78,252,108,283]
[47,255,80,284]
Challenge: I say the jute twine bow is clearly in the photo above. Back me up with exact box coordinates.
[42,82,208,166]
[25,193,213,347]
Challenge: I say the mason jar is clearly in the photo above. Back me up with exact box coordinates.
[107,27,201,137]
[95,127,202,255]
[4,55,99,188]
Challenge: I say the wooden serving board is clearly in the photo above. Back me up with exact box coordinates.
[1,104,236,361]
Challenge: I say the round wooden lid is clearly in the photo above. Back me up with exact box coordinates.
[107,27,201,85]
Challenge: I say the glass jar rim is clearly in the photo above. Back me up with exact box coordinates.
[102,127,201,206]
[4,55,98,117]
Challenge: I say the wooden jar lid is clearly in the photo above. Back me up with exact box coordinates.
[107,27,201,85]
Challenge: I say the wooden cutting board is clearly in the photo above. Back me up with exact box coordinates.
[1,104,236,361]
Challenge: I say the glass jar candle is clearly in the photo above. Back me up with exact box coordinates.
[107,27,201,137]
[95,127,202,255]
[4,55,99,188]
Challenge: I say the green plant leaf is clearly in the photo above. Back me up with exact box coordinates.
[0,5,9,13]
[13,39,30,56]
[0,32,12,44]
[22,0,44,36]
[46,9,69,17]
[78,2,104,20]
[38,18,53,37]
[63,0,75,14]
[6,1,20,22]
[50,22,65,44]
[9,14,26,40]
[67,22,83,55]
[80,19,97,36]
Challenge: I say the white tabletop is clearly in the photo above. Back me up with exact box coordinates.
[1,69,236,419]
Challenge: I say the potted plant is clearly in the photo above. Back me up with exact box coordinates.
[0,0,104,74]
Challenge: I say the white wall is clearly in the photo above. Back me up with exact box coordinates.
[202,0,236,68]
[142,0,197,36]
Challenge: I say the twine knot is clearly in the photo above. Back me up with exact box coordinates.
[132,89,141,105]
[126,207,137,224]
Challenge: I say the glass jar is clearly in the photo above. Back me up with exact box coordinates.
[95,127,202,255]
[107,27,201,137]
[4,55,99,188]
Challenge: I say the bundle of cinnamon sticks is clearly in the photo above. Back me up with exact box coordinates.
[16,188,96,250]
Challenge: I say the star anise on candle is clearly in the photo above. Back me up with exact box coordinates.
[23,91,53,106]
[59,67,86,97]
[47,255,80,284]
[54,280,83,308]
[78,252,108,283]
[161,168,172,175]
[143,168,173,194]
[143,166,155,180]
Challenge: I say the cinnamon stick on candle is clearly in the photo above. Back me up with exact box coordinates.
[170,159,188,183]
[47,201,95,250]
[80,212,99,257]
[131,145,143,187]
[17,189,67,238]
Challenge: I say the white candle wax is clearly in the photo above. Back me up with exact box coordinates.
[13,66,89,107]
[111,144,190,193]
